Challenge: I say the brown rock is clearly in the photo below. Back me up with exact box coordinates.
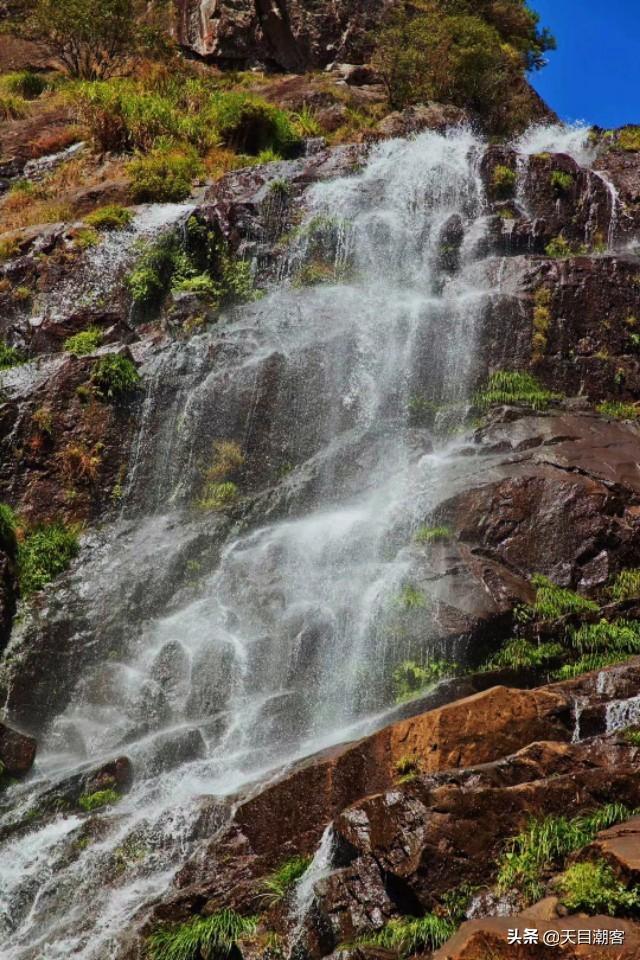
[0,720,36,776]
[585,814,640,883]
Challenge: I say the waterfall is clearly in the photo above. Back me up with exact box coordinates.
[0,126,598,958]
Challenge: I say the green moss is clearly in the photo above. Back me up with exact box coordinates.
[497,803,635,905]
[556,860,640,915]
[84,205,133,231]
[18,522,80,596]
[549,170,574,194]
[414,525,452,544]
[78,788,120,812]
[475,370,560,411]
[392,659,455,703]
[0,340,25,370]
[148,909,258,960]
[492,165,517,198]
[596,400,639,420]
[258,855,311,907]
[63,327,103,356]
[91,354,140,401]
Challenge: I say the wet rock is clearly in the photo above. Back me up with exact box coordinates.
[142,728,207,777]
[373,104,472,140]
[584,814,640,883]
[0,721,36,776]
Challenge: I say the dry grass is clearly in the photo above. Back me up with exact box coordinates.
[27,124,86,159]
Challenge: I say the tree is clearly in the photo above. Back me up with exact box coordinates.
[12,0,171,80]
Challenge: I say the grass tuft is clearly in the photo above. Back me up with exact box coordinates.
[258,855,311,907]
[64,327,103,356]
[147,909,258,960]
[79,788,120,812]
[475,370,560,412]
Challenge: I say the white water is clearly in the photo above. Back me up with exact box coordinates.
[514,122,597,168]
[0,127,610,958]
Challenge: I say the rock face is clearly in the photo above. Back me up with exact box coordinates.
[0,720,36,775]
[174,0,391,70]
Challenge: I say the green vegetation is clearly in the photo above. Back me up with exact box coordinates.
[172,275,220,300]
[0,503,17,546]
[128,145,203,203]
[352,886,474,955]
[91,354,140,400]
[568,618,640,656]
[0,340,25,370]
[0,92,28,120]
[78,788,120,812]
[554,652,633,680]
[623,728,640,747]
[392,659,454,703]
[371,0,555,133]
[549,170,574,195]
[198,481,238,512]
[18,522,80,596]
[544,235,588,258]
[84,205,132,231]
[414,525,452,544]
[63,328,103,356]
[530,574,598,620]
[497,803,634,904]
[618,127,640,152]
[474,370,560,411]
[0,70,47,99]
[610,569,640,602]
[484,637,563,671]
[492,165,517,198]
[596,400,639,420]
[397,585,427,609]
[556,860,640,915]
[204,441,245,483]
[395,755,422,783]
[532,286,552,364]
[258,855,311,907]
[148,909,258,960]
[0,237,20,262]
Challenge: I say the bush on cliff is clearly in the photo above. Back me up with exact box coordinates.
[556,860,640,916]
[474,370,560,411]
[371,0,555,132]
[18,522,80,596]
[91,355,140,401]
[128,145,203,203]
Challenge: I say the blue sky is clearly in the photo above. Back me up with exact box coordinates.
[529,0,640,127]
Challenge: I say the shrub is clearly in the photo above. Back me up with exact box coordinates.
[492,165,517,198]
[530,574,598,620]
[18,522,80,595]
[91,354,140,400]
[0,93,28,120]
[485,637,563,671]
[545,235,578,258]
[128,145,202,203]
[0,70,46,99]
[210,93,300,157]
[414,525,452,544]
[556,860,640,915]
[610,569,640,602]
[497,803,634,904]
[393,659,454,703]
[0,503,17,546]
[84,205,132,231]
[198,481,238,511]
[395,754,422,783]
[172,274,221,302]
[127,232,182,307]
[596,400,639,420]
[0,237,20,262]
[550,170,574,195]
[618,127,640,152]
[294,105,322,138]
[32,407,54,435]
[78,788,120,812]
[64,327,103,356]
[475,370,560,411]
[0,340,25,370]
[76,80,178,152]
[258,855,311,907]
[18,0,159,80]
[148,910,258,960]
[397,585,426,609]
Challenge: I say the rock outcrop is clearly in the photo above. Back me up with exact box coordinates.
[0,720,36,776]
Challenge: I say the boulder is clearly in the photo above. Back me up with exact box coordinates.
[0,720,36,776]
[584,814,640,884]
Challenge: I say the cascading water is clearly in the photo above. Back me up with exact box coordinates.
[0,126,603,959]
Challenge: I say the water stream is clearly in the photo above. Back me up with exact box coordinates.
[0,125,604,958]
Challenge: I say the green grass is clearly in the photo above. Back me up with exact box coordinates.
[530,574,598,620]
[198,481,238,511]
[18,522,80,596]
[414,525,452,544]
[351,887,474,956]
[128,145,203,203]
[554,652,634,680]
[64,328,103,356]
[545,235,574,258]
[484,637,563,671]
[622,728,640,747]
[556,860,640,915]
[392,659,455,703]
[0,70,47,99]
[84,205,132,231]
[0,503,17,546]
[492,165,517,198]
[147,909,258,960]
[474,370,560,412]
[91,355,140,400]
[172,274,221,301]
[596,400,639,420]
[609,569,640,601]
[0,340,25,370]
[258,855,311,907]
[568,618,640,655]
[78,788,120,812]
[549,170,574,194]
[497,803,634,905]
[397,585,427,609]
[0,92,28,120]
